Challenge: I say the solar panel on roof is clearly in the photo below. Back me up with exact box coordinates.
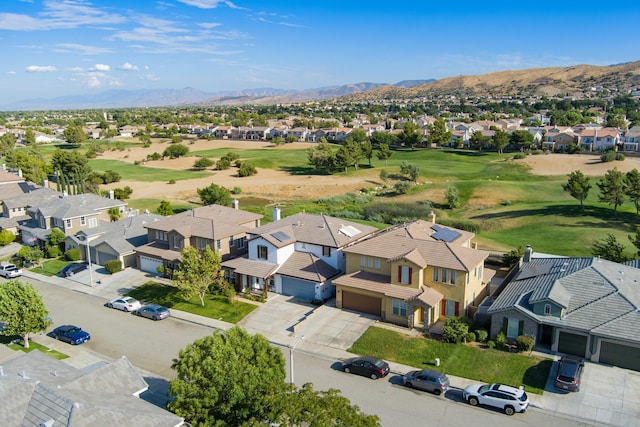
[431,225,461,242]
[339,225,361,237]
[271,231,291,242]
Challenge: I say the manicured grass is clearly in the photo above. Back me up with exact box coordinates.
[29,259,70,277]
[6,340,69,360]
[125,282,257,324]
[88,159,212,182]
[349,327,551,394]
[124,198,199,215]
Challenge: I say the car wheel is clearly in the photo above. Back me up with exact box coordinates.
[370,373,378,380]
[123,307,129,312]
[107,303,113,308]
[153,316,158,321]
[433,389,442,396]
[405,382,413,389]
[343,367,351,374]
[469,397,479,406]
[504,406,515,416]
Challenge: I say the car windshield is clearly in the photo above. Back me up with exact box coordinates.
[478,384,491,393]
[373,360,386,369]
[518,392,528,402]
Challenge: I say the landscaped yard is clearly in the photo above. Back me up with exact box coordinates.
[0,334,68,360]
[349,327,552,394]
[125,282,258,324]
[28,259,71,277]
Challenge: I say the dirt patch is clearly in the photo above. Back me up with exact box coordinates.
[101,141,640,204]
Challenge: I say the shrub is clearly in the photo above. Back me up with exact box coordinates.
[516,335,535,352]
[147,152,163,161]
[194,157,214,169]
[503,246,524,267]
[232,187,242,195]
[0,229,16,246]
[495,332,507,349]
[601,151,616,162]
[487,340,496,349]
[168,179,176,184]
[46,246,61,258]
[513,153,527,159]
[104,259,122,274]
[616,153,625,161]
[65,248,80,261]
[163,144,189,159]
[216,158,231,170]
[238,163,257,177]
[393,181,411,195]
[466,331,477,343]
[475,328,488,342]
[441,317,470,344]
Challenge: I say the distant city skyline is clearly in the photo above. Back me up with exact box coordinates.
[1,0,638,105]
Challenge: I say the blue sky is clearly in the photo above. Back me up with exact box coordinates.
[1,0,639,104]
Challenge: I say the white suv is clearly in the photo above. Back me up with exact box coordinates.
[462,383,529,415]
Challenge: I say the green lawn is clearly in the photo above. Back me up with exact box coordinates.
[349,327,551,394]
[5,339,69,360]
[89,158,213,182]
[125,282,257,324]
[28,259,71,276]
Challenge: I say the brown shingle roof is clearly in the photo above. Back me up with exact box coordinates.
[334,270,421,299]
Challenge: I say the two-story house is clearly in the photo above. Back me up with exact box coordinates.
[135,203,262,275]
[334,215,489,331]
[221,210,378,300]
[17,192,127,247]
[488,246,640,372]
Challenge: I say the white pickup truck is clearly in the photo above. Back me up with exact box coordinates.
[0,262,23,278]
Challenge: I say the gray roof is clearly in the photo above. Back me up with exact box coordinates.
[489,257,640,344]
[1,184,53,207]
[221,257,278,279]
[31,193,126,219]
[0,351,183,427]
[247,213,377,249]
[276,251,341,282]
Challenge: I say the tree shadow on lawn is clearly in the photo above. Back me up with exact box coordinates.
[522,359,554,393]
[471,205,637,230]
[281,165,331,176]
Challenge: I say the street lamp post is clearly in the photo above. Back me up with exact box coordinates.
[289,334,304,385]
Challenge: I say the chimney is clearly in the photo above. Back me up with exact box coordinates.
[43,178,49,188]
[273,206,281,221]
[108,189,114,199]
[428,211,436,224]
[523,245,533,263]
[18,169,23,177]
[232,199,239,209]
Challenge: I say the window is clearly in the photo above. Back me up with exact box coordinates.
[217,240,221,250]
[257,245,268,260]
[392,299,407,317]
[80,216,86,226]
[155,230,167,241]
[440,268,447,283]
[237,237,245,249]
[433,267,438,282]
[506,318,521,339]
[195,237,209,250]
[322,246,331,257]
[544,304,551,315]
[89,218,97,228]
[229,236,235,247]
[398,265,412,285]
[360,256,366,267]
[65,218,72,228]
[449,270,456,285]
[367,257,373,268]
[173,236,181,249]
[375,258,380,270]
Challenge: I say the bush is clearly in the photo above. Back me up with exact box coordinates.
[495,332,507,349]
[46,246,61,258]
[168,179,176,184]
[147,152,162,161]
[216,158,231,170]
[487,340,496,349]
[503,246,524,267]
[238,163,257,177]
[163,144,189,159]
[65,248,80,261]
[616,153,625,161]
[516,335,535,352]
[193,157,214,169]
[601,152,616,162]
[513,153,527,159]
[475,328,488,342]
[441,317,470,344]
[104,259,122,274]
[466,331,477,343]
[0,229,16,246]
[232,187,242,195]
[393,181,411,195]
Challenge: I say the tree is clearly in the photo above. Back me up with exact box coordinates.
[629,226,640,257]
[597,168,626,218]
[62,124,86,145]
[400,161,420,183]
[398,121,422,148]
[376,143,392,166]
[18,245,43,266]
[46,228,66,258]
[0,132,16,156]
[469,130,487,151]
[158,200,174,216]
[503,246,524,268]
[361,140,373,166]
[172,246,225,306]
[168,327,287,426]
[427,118,451,147]
[108,207,122,222]
[0,280,51,348]
[510,129,535,151]
[0,229,16,246]
[24,128,36,145]
[492,129,509,156]
[370,130,396,148]
[625,168,640,215]
[591,234,628,263]
[445,185,461,209]
[197,183,232,206]
[163,144,189,159]
[307,139,335,173]
[563,170,591,211]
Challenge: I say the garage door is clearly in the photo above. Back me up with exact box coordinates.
[342,291,381,317]
[558,331,587,357]
[97,251,117,265]
[140,256,163,274]
[600,341,640,371]
[282,278,316,300]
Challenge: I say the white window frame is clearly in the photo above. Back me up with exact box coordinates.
[65,218,72,228]
[400,265,411,285]
[80,216,86,226]
[544,304,551,315]
[392,299,407,317]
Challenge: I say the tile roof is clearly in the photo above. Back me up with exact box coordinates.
[489,257,640,344]
[276,251,341,282]
[248,213,377,249]
[221,257,278,278]
[32,193,127,219]
[334,270,422,300]
[3,186,59,208]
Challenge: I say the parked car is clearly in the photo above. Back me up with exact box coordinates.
[51,325,91,345]
[135,304,171,321]
[341,356,389,380]
[462,383,529,415]
[107,296,142,312]
[0,263,22,278]
[554,355,584,392]
[403,369,450,395]
[60,263,88,277]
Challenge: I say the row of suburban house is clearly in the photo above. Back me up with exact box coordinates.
[1,169,639,373]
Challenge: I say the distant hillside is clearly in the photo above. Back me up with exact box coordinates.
[341,61,640,101]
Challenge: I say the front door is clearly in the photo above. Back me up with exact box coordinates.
[539,324,553,346]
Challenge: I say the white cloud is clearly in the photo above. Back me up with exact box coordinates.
[198,22,222,29]
[118,62,139,71]
[145,74,160,81]
[7,71,16,75]
[26,65,56,72]
[176,0,243,9]
[0,1,125,31]
[67,67,84,72]
[82,71,122,89]
[93,63,110,71]
[55,43,114,55]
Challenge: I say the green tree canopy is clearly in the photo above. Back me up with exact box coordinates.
[158,200,174,216]
[400,161,420,183]
[375,143,392,166]
[398,121,422,148]
[427,118,451,147]
[597,168,627,218]
[509,129,535,150]
[163,144,189,159]
[197,183,232,206]
[307,139,335,173]
[492,129,509,156]
[625,168,640,215]
[591,234,629,263]
[0,229,16,246]
[62,124,87,145]
[563,170,591,211]
[172,246,225,306]
[0,280,51,348]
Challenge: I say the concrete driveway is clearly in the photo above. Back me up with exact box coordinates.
[238,294,376,350]
[540,358,640,426]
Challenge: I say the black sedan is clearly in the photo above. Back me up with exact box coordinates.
[60,263,88,277]
[51,325,91,345]
[341,356,390,380]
